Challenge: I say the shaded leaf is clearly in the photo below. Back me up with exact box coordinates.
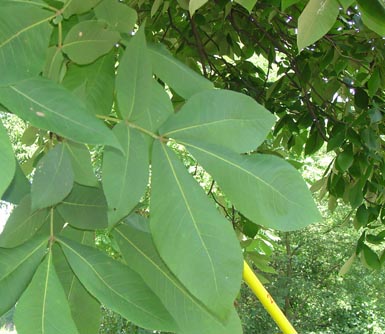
[338,253,356,276]
[14,251,79,334]
[63,51,116,117]
[114,215,243,334]
[185,141,321,231]
[94,0,137,33]
[58,237,177,331]
[297,0,340,51]
[148,43,214,99]
[0,195,49,248]
[2,163,30,204]
[0,2,52,86]
[64,142,98,187]
[361,244,381,270]
[102,124,149,226]
[43,46,65,82]
[57,184,108,230]
[62,20,120,65]
[0,235,48,316]
[116,26,152,121]
[0,119,15,198]
[150,141,243,319]
[64,0,103,18]
[31,143,74,210]
[53,229,101,334]
[0,77,121,149]
[160,89,275,153]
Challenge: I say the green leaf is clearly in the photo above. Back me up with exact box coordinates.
[0,77,121,149]
[185,142,321,231]
[2,163,30,204]
[62,51,116,117]
[0,235,48,316]
[14,251,79,334]
[357,0,385,36]
[64,0,103,18]
[361,244,381,270]
[297,0,340,51]
[58,237,177,332]
[53,229,101,334]
[281,0,301,11]
[0,2,52,86]
[160,89,275,153]
[151,0,163,17]
[234,0,257,12]
[113,215,243,334]
[31,144,74,210]
[151,141,243,318]
[189,0,208,15]
[0,120,15,198]
[336,146,354,171]
[148,43,214,99]
[62,20,120,65]
[94,0,137,33]
[0,196,49,248]
[116,26,152,121]
[102,123,149,225]
[339,0,355,10]
[64,142,99,187]
[43,46,65,82]
[368,68,381,97]
[57,184,108,230]
[146,80,174,132]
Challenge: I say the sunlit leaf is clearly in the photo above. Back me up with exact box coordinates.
[189,0,208,15]
[234,0,257,12]
[297,0,340,51]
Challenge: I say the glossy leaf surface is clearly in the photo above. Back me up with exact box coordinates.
[150,141,243,318]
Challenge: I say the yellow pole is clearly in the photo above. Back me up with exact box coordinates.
[243,260,298,334]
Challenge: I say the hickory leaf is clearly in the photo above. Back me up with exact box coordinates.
[150,141,243,319]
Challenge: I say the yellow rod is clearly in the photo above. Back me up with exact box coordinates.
[243,260,297,334]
